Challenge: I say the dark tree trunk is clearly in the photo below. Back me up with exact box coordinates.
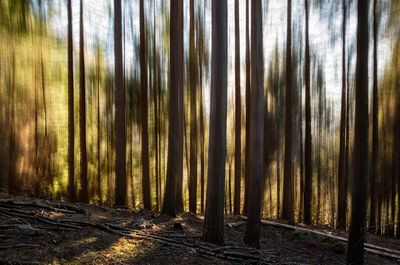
[67,0,75,202]
[140,0,151,210]
[79,0,88,203]
[198,12,205,215]
[337,0,347,230]
[114,0,126,206]
[346,0,369,263]
[153,0,159,211]
[282,0,294,224]
[369,0,378,230]
[202,0,228,245]
[303,0,312,225]
[233,0,241,216]
[161,0,183,217]
[243,0,250,216]
[97,46,101,204]
[243,0,264,248]
[189,0,198,213]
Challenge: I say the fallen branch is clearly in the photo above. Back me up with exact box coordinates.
[0,200,76,214]
[0,244,39,250]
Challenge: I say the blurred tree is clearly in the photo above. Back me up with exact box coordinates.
[203,0,228,245]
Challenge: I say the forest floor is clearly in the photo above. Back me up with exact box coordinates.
[0,194,399,265]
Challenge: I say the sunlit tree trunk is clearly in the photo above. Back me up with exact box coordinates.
[244,0,264,248]
[161,0,183,217]
[8,53,16,193]
[140,0,151,210]
[114,0,126,206]
[303,0,312,225]
[282,0,294,224]
[67,0,75,202]
[233,0,241,216]
[337,0,347,230]
[347,0,369,262]
[202,0,227,245]
[189,0,198,213]
[198,9,205,214]
[79,0,88,203]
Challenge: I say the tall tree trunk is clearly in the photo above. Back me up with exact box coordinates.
[140,0,151,210]
[202,0,228,245]
[153,0,159,212]
[337,0,347,230]
[67,0,75,202]
[303,0,312,225]
[346,0,369,262]
[282,0,294,224]
[243,0,251,215]
[233,0,241,216]
[189,0,198,213]
[243,0,264,247]
[369,0,378,230]
[79,0,88,203]
[8,52,16,193]
[97,46,101,204]
[198,12,205,214]
[161,0,183,217]
[114,0,127,206]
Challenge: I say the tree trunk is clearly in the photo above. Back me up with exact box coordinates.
[114,0,127,206]
[67,0,75,202]
[198,11,205,215]
[369,0,378,230]
[189,0,198,213]
[303,0,312,225]
[346,0,369,263]
[337,0,347,230]
[282,0,294,224]
[79,0,88,203]
[243,0,250,216]
[233,0,242,216]
[97,46,101,204]
[153,0,159,212]
[161,0,183,217]
[244,0,264,248]
[140,0,151,210]
[202,0,228,245]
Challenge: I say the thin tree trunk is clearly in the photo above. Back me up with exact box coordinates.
[303,0,312,225]
[337,0,347,230]
[114,0,127,206]
[202,0,228,245]
[369,0,378,230]
[189,0,198,214]
[234,0,241,216]
[153,0,159,212]
[79,0,88,203]
[67,0,75,202]
[243,0,251,216]
[198,12,205,215]
[347,0,369,262]
[139,0,151,210]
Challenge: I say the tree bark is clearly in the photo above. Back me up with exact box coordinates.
[347,0,369,263]
[303,0,312,225]
[282,0,294,224]
[233,0,242,216]
[243,0,264,248]
[67,0,75,202]
[202,0,228,245]
[161,0,183,217]
[79,0,88,203]
[189,0,198,213]
[114,0,127,206]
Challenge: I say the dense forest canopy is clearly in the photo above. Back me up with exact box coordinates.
[0,0,399,264]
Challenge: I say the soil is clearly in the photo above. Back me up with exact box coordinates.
[0,194,399,265]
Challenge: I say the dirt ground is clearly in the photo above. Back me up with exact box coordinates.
[0,194,399,265]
